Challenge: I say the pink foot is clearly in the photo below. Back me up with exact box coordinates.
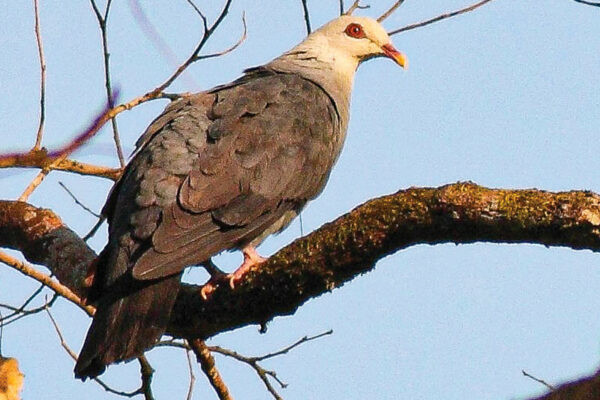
[199,260,228,300]
[228,246,267,289]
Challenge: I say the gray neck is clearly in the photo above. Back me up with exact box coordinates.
[265,44,356,134]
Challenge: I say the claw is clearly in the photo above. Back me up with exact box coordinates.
[199,249,267,300]
[228,246,267,289]
[199,259,228,300]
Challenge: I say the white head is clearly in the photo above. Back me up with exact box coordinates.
[267,15,407,131]
[308,15,407,69]
[269,15,407,94]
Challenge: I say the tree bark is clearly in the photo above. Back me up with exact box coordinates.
[2,181,600,398]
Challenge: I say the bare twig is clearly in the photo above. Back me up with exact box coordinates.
[14,92,120,201]
[3,0,239,190]
[185,344,196,400]
[573,0,600,6]
[83,216,106,242]
[389,0,495,35]
[377,0,406,22]
[344,0,370,15]
[18,169,49,201]
[190,339,233,400]
[339,0,345,15]
[0,151,121,180]
[300,0,312,34]
[250,330,332,362]
[137,355,155,400]
[185,0,205,19]
[192,12,247,62]
[0,286,57,327]
[33,0,46,150]
[90,0,125,167]
[206,331,333,400]
[46,306,147,397]
[522,370,556,391]
[0,250,93,316]
[209,347,285,399]
[58,182,101,218]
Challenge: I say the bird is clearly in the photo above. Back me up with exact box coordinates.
[74,14,406,379]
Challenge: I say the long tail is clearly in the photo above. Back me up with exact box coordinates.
[74,273,181,379]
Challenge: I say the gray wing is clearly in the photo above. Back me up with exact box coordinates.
[102,70,342,285]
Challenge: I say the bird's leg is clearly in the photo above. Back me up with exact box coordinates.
[199,259,229,300]
[228,246,267,289]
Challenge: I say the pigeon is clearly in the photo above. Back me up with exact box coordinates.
[74,14,406,379]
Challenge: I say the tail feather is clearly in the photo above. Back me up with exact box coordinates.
[74,273,181,379]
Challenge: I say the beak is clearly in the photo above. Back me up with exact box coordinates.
[382,43,408,69]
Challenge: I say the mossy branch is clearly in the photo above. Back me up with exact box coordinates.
[2,182,600,399]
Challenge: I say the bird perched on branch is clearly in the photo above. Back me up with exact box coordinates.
[74,14,406,379]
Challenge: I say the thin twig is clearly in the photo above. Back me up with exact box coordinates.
[3,0,239,189]
[389,0,495,35]
[254,330,332,362]
[83,216,106,242]
[377,0,406,22]
[58,182,101,218]
[46,306,144,397]
[190,339,233,400]
[522,370,556,391]
[192,12,247,62]
[185,0,206,20]
[185,344,196,400]
[137,355,155,400]
[33,0,46,150]
[344,0,370,15]
[573,0,600,6]
[18,169,49,201]
[206,331,333,400]
[90,0,126,167]
[0,250,93,316]
[300,0,311,34]
[0,286,57,327]
[339,0,345,15]
[15,92,120,201]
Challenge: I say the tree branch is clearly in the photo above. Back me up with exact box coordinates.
[573,0,600,7]
[389,0,495,36]
[32,0,46,151]
[4,182,600,397]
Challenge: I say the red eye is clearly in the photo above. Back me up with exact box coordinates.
[344,23,365,39]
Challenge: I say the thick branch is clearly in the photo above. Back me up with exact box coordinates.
[3,182,600,397]
[3,182,600,338]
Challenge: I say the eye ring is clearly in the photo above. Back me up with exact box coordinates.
[344,23,365,39]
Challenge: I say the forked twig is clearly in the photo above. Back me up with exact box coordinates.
[345,0,370,15]
[90,0,126,167]
[193,13,247,62]
[389,0,495,35]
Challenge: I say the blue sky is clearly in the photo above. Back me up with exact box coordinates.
[1,1,600,399]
